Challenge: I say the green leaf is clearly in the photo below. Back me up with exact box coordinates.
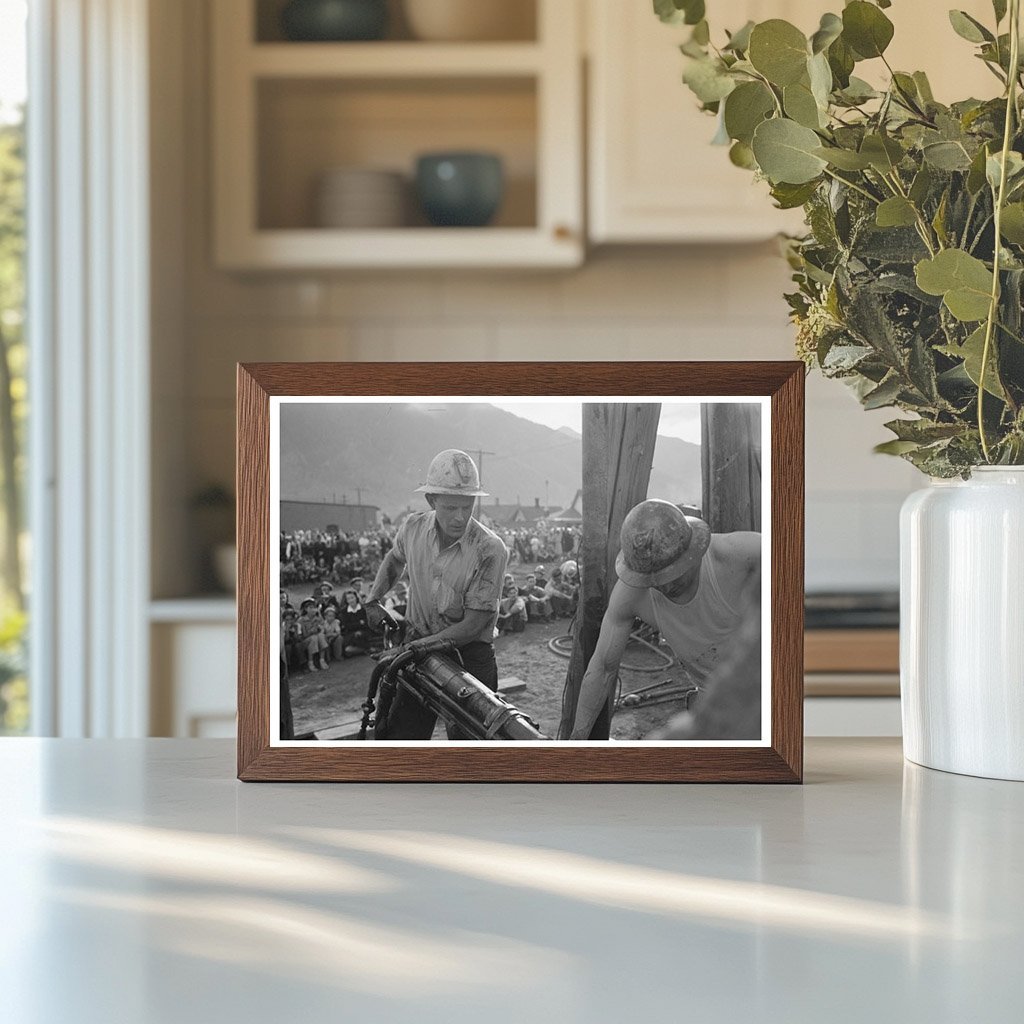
[876,197,918,228]
[723,81,775,144]
[837,76,879,104]
[912,71,935,104]
[807,51,833,109]
[862,374,903,409]
[909,164,933,205]
[860,133,904,173]
[1000,203,1024,245]
[884,418,963,443]
[751,118,828,184]
[691,19,710,45]
[724,20,755,53]
[922,140,973,171]
[813,146,872,170]
[770,180,820,209]
[993,0,1008,24]
[915,249,994,322]
[842,1,895,59]
[653,0,705,26]
[986,150,1024,191]
[784,80,824,129]
[939,325,1006,398]
[932,190,950,247]
[748,20,809,87]
[711,109,731,145]
[682,57,736,104]
[874,439,922,455]
[810,12,843,54]
[828,36,855,89]
[729,140,757,169]
[967,144,991,194]
[948,10,994,44]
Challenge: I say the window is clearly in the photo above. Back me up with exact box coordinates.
[0,0,28,734]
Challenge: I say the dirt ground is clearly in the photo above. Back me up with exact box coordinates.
[284,574,695,741]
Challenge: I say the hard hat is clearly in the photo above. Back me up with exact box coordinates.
[414,449,489,497]
[615,499,711,588]
[560,559,578,579]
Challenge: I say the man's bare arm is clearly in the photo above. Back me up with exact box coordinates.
[368,549,405,603]
[570,582,640,739]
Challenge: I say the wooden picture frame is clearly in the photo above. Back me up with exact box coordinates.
[238,362,804,782]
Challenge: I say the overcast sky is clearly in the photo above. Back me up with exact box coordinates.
[492,401,705,445]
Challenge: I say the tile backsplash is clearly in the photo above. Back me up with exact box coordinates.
[180,246,917,593]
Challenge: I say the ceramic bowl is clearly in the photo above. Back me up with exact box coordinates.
[403,0,534,42]
[281,0,388,42]
[415,152,504,227]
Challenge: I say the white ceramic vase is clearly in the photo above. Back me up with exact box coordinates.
[900,467,1024,781]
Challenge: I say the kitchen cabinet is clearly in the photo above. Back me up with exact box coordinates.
[587,0,999,244]
[211,0,583,269]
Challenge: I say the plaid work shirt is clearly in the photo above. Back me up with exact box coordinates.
[391,511,508,644]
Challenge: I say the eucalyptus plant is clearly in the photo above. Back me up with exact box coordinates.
[657,0,1024,475]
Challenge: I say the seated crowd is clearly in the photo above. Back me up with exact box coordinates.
[280,552,581,675]
[279,527,396,588]
[280,578,408,673]
[496,561,580,635]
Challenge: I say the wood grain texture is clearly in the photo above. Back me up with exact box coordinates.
[770,364,805,782]
[558,403,660,739]
[236,361,805,783]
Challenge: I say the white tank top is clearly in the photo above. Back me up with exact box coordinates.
[648,538,746,681]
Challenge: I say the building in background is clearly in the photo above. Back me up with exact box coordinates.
[280,500,380,534]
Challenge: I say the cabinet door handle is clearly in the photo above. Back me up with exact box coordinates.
[553,224,575,241]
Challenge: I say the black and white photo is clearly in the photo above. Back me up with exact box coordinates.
[270,396,769,746]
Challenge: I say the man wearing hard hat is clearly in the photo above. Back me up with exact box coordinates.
[570,499,761,740]
[366,449,509,739]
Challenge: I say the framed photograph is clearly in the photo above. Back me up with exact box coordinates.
[237,362,803,782]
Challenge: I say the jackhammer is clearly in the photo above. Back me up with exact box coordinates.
[358,633,546,741]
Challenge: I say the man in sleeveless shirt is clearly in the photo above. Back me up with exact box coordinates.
[570,499,760,740]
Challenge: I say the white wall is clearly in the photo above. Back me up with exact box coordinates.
[154,0,921,599]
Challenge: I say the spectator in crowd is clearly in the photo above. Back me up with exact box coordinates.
[282,607,301,669]
[315,581,339,618]
[383,581,409,644]
[339,588,371,658]
[497,579,528,634]
[545,566,578,618]
[322,605,343,661]
[297,598,329,671]
[518,572,552,622]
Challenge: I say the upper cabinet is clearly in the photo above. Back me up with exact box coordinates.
[211,0,1006,266]
[587,0,817,244]
[586,0,1000,245]
[211,0,584,269]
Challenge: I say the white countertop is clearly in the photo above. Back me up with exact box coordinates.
[1,738,1021,1023]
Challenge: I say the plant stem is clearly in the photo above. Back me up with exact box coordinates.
[979,0,1021,462]
[884,170,938,255]
[822,167,880,205]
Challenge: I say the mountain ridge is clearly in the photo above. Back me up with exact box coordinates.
[280,402,702,517]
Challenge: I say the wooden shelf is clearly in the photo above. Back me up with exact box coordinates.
[804,629,900,675]
[249,42,544,78]
[217,226,580,270]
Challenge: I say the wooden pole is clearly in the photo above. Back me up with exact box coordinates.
[558,403,660,739]
[700,404,761,533]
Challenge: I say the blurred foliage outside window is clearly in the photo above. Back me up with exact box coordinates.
[1,1,28,733]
